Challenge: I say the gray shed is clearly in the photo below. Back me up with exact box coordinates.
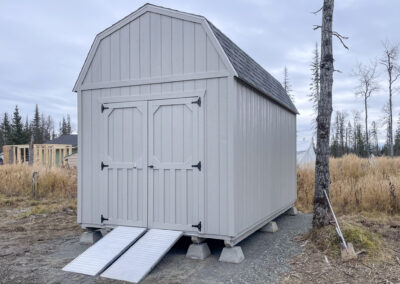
[74,4,297,247]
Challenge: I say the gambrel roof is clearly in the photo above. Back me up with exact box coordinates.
[74,3,298,114]
[208,22,298,114]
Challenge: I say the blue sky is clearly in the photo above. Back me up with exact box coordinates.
[1,0,399,150]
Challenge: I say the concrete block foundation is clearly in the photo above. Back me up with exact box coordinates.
[286,207,298,216]
[219,246,245,264]
[260,221,278,233]
[186,243,211,260]
[79,230,102,245]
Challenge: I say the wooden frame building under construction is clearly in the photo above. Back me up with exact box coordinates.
[2,144,74,167]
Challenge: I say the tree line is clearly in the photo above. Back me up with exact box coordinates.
[284,39,400,158]
[0,104,72,152]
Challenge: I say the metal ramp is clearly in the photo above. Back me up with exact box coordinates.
[101,229,183,283]
[62,226,146,276]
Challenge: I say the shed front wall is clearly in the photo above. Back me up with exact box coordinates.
[233,81,297,236]
[77,10,236,237]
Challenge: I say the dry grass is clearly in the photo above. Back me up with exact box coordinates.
[0,164,76,199]
[297,155,400,214]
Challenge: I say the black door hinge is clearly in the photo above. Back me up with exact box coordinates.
[101,214,109,223]
[101,104,109,113]
[191,161,201,171]
[192,221,202,231]
[101,161,109,170]
[191,97,201,107]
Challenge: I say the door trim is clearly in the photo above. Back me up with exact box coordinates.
[98,90,205,105]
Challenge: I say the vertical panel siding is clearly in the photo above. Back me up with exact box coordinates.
[79,11,233,236]
[82,12,227,85]
[233,81,297,235]
[80,77,231,235]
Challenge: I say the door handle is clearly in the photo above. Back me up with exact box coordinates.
[148,165,154,169]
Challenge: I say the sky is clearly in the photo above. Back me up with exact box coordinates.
[1,0,400,150]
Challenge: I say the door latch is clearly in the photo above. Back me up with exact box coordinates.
[101,162,109,170]
[101,104,109,113]
[101,214,109,223]
[191,97,201,107]
[192,221,202,231]
[191,161,201,171]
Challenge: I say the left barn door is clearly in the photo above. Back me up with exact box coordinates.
[100,101,147,227]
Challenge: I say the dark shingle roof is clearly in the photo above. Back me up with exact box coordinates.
[45,134,78,146]
[208,21,298,114]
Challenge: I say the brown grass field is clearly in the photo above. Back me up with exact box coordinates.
[296,154,400,215]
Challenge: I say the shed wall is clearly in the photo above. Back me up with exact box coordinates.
[79,80,233,236]
[233,81,297,236]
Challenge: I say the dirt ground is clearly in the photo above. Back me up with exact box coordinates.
[1,198,400,284]
[281,215,400,284]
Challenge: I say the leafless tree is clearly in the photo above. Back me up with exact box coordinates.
[313,0,338,228]
[283,66,294,101]
[380,40,400,157]
[353,60,379,156]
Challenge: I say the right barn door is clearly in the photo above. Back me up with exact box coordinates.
[148,97,204,232]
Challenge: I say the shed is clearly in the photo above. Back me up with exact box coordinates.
[74,4,297,246]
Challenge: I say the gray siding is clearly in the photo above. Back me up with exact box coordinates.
[77,5,297,241]
[233,81,297,236]
[80,78,233,235]
[77,10,234,236]
[82,12,227,86]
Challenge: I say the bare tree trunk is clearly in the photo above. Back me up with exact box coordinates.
[313,0,334,228]
[389,79,393,157]
[364,97,369,156]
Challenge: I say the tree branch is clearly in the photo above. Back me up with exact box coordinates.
[332,31,349,49]
[313,25,322,30]
[312,7,323,14]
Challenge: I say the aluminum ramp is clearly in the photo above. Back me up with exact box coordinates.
[101,229,183,283]
[62,226,146,276]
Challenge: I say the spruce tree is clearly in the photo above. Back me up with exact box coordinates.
[66,114,72,134]
[32,104,42,144]
[11,105,26,144]
[2,113,12,145]
[394,115,400,156]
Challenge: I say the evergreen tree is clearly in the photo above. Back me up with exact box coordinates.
[66,114,72,134]
[2,113,12,145]
[394,115,400,156]
[32,104,42,144]
[59,117,67,136]
[23,117,31,144]
[11,105,28,144]
[354,124,367,157]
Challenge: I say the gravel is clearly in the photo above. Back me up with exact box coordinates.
[1,212,312,283]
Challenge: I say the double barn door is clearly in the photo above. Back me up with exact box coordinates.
[100,96,203,232]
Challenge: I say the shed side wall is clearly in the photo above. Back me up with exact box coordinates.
[233,81,297,236]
